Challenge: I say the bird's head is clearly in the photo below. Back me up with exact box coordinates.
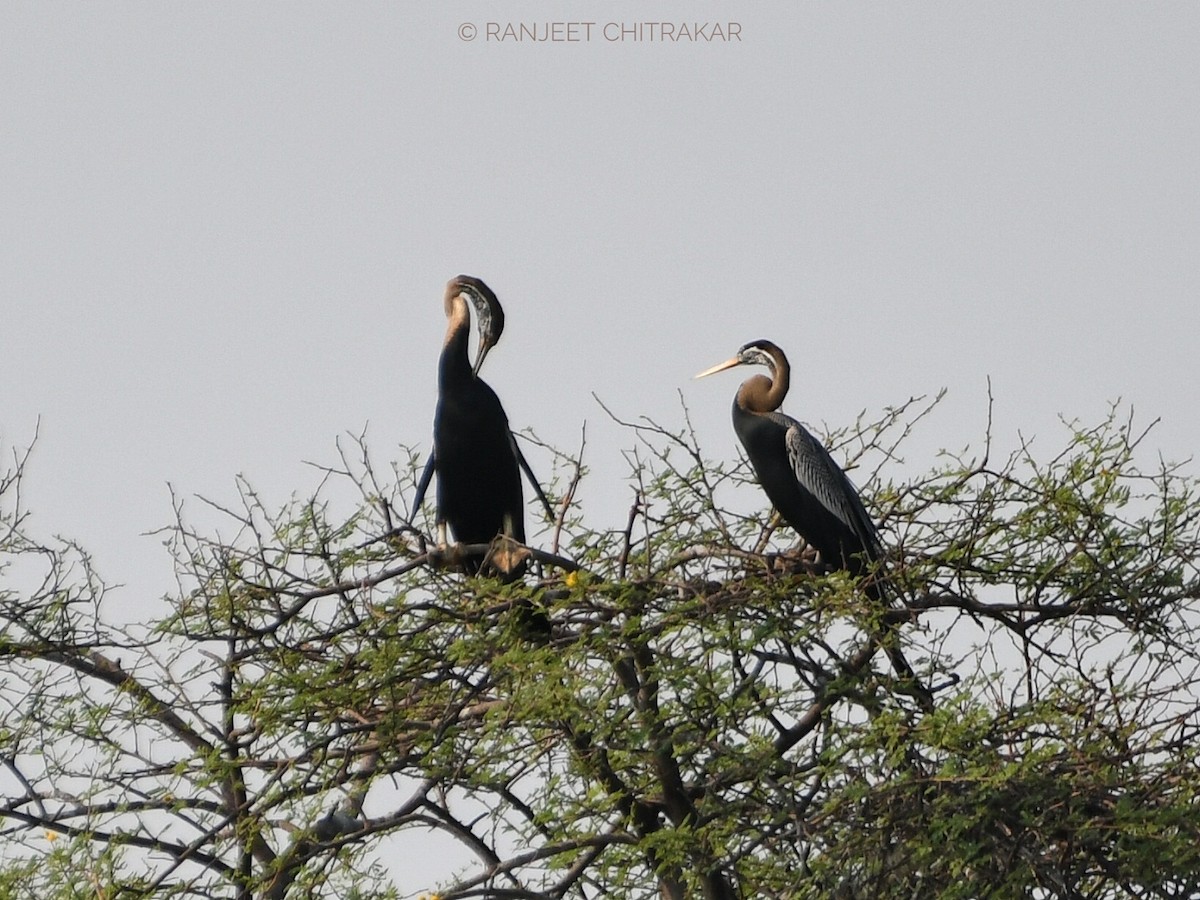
[446,275,506,376]
[694,339,784,380]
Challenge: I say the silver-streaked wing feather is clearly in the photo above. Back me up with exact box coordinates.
[782,417,883,559]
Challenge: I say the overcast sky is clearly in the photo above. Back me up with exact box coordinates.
[4,2,1198,618]
[3,2,1199,893]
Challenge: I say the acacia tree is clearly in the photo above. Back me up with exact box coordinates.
[3,396,1200,899]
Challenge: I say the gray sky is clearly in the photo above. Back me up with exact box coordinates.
[3,2,1199,892]
[4,2,1198,615]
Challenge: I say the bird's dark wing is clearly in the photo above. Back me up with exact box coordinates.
[409,451,436,523]
[513,439,556,524]
[782,418,883,560]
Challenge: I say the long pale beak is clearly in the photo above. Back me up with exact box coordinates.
[472,338,492,377]
[694,357,743,379]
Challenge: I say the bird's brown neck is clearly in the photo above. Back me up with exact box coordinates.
[440,295,472,384]
[738,351,789,414]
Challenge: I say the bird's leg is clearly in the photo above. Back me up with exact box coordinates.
[487,513,531,578]
[429,520,455,568]
[764,552,778,576]
[781,541,821,576]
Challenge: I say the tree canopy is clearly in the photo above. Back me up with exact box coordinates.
[3,396,1200,899]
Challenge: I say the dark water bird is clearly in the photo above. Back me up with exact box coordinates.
[411,275,551,581]
[429,276,523,570]
[696,339,932,709]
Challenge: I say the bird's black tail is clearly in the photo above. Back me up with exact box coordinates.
[865,573,935,712]
[881,642,934,712]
